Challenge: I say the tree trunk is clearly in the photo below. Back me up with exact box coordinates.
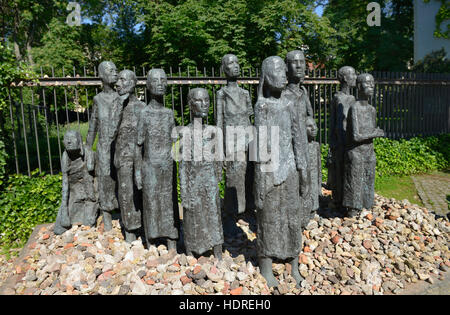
[13,37,21,61]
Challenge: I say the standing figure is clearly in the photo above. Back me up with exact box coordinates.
[136,69,179,251]
[254,56,305,288]
[180,88,224,260]
[343,74,384,217]
[282,50,313,226]
[328,66,357,211]
[114,70,145,243]
[86,61,122,231]
[305,117,322,222]
[54,130,97,235]
[216,54,254,235]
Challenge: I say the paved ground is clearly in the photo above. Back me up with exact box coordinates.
[412,172,450,217]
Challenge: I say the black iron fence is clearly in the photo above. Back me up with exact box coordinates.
[5,66,450,176]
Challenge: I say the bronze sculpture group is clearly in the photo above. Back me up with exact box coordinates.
[55,54,384,289]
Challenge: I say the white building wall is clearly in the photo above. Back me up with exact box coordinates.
[414,0,450,62]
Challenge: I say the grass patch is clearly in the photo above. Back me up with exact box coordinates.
[0,242,22,261]
[375,175,424,207]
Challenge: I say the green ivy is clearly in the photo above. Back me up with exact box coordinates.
[373,135,449,177]
[423,0,450,39]
[0,170,62,247]
[320,134,449,181]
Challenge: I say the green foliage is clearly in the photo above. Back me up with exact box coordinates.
[32,18,87,75]
[0,138,7,186]
[323,0,414,71]
[320,135,449,182]
[373,135,449,177]
[0,42,37,111]
[136,0,336,68]
[320,143,329,183]
[412,48,450,73]
[423,0,450,39]
[0,170,62,247]
[0,42,38,182]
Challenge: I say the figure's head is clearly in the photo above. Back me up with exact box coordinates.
[306,117,318,141]
[258,56,287,99]
[356,73,375,98]
[116,70,137,96]
[285,50,306,82]
[146,69,168,97]
[98,61,118,85]
[338,66,357,88]
[221,54,240,79]
[188,88,210,119]
[64,130,83,155]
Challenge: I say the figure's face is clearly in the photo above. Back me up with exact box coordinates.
[265,59,287,92]
[358,76,375,98]
[116,71,135,96]
[306,120,317,139]
[190,90,210,118]
[100,63,118,85]
[344,68,357,88]
[64,133,81,153]
[148,70,168,96]
[287,53,306,81]
[223,55,240,79]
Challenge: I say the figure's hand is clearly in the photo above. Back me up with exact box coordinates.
[135,170,142,190]
[119,93,130,103]
[299,169,309,198]
[376,128,385,138]
[255,193,264,210]
[84,146,95,172]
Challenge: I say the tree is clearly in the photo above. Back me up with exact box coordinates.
[0,0,67,65]
[412,48,450,73]
[136,0,336,68]
[32,18,87,75]
[323,0,414,71]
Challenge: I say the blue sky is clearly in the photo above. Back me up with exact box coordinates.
[82,3,327,26]
[315,5,324,17]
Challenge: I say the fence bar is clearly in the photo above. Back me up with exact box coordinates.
[31,88,42,172]
[170,67,175,114]
[53,87,62,164]
[75,87,81,131]
[42,88,53,174]
[179,67,184,126]
[19,87,31,176]
[64,87,70,124]
[5,69,450,176]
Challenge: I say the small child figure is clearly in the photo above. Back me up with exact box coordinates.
[54,130,98,235]
[305,117,322,221]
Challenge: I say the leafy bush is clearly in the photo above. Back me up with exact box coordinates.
[320,143,329,183]
[320,135,449,181]
[0,170,61,247]
[374,135,449,177]
[412,48,450,73]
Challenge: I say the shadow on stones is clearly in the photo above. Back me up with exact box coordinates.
[317,193,347,219]
[223,209,258,267]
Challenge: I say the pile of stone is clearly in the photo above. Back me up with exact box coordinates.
[2,192,449,295]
